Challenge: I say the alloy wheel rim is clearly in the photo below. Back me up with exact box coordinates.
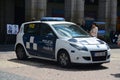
[59,53,68,66]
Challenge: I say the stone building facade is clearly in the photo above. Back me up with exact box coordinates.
[0,0,119,44]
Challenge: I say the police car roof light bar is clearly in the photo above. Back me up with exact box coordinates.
[41,17,65,21]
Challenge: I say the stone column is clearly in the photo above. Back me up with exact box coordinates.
[25,0,32,21]
[65,0,71,21]
[65,0,76,21]
[101,0,117,42]
[105,0,117,32]
[65,0,85,24]
[98,0,106,21]
[25,0,36,21]
[110,0,117,31]
[37,0,47,19]
[98,0,111,33]
[75,0,85,24]
[105,0,111,33]
[25,0,47,21]
[99,0,117,33]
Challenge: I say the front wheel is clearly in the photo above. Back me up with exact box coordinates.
[15,45,28,60]
[57,51,71,68]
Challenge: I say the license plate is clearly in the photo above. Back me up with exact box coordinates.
[94,52,106,57]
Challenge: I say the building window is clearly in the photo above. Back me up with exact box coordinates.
[85,0,98,5]
[48,0,64,3]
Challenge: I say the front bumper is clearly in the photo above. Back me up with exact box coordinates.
[70,50,110,64]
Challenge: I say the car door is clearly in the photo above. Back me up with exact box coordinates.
[23,23,39,56]
[36,23,57,59]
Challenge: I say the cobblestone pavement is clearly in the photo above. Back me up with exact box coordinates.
[0,71,34,80]
[0,49,120,80]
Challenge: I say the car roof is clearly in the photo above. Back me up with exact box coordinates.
[43,21,75,25]
[22,21,75,25]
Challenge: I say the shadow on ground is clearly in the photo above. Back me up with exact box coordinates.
[0,44,112,71]
[111,73,120,78]
[9,58,109,71]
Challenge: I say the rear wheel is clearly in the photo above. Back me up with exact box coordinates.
[57,51,71,68]
[15,45,28,60]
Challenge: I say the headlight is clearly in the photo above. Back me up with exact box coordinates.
[106,44,110,50]
[70,43,88,51]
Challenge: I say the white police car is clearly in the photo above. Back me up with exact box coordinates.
[15,17,110,67]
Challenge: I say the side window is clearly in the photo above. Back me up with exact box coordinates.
[24,23,40,34]
[40,23,54,36]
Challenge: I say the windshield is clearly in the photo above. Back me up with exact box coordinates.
[53,24,90,38]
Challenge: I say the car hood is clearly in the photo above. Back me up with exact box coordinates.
[68,37,105,45]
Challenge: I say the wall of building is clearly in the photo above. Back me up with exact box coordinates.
[0,0,15,44]
[117,0,120,32]
[47,2,64,17]
[0,0,119,44]
[85,0,98,20]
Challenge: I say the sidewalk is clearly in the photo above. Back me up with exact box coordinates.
[0,45,14,51]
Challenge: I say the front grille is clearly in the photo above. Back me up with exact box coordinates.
[91,50,107,61]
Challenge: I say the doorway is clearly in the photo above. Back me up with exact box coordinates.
[47,0,65,17]
[15,0,25,26]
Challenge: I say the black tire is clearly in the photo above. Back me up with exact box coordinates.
[15,45,28,60]
[57,51,71,68]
